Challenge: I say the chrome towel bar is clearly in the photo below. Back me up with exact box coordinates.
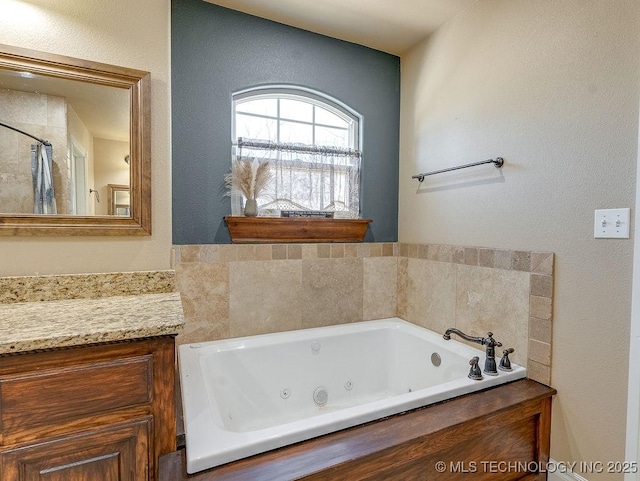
[412,157,504,182]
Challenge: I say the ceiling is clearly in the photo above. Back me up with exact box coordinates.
[203,0,478,55]
[0,69,129,142]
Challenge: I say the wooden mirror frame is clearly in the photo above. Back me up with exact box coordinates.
[0,44,151,236]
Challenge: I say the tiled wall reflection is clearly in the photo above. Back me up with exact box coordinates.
[172,243,553,385]
[0,89,71,214]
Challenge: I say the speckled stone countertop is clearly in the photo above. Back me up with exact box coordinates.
[0,292,184,354]
[0,270,175,304]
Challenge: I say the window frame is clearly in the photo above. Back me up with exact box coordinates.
[232,86,362,151]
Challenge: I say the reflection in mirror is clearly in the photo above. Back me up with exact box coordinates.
[108,184,130,216]
[0,44,150,236]
[0,70,130,216]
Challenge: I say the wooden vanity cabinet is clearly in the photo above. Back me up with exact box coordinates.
[0,336,176,481]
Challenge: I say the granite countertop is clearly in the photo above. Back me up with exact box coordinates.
[0,292,184,354]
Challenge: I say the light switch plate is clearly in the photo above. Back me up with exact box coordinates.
[594,208,630,239]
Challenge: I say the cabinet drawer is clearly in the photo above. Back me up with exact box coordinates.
[1,418,150,481]
[0,355,152,444]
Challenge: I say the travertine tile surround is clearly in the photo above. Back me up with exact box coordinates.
[398,244,553,385]
[172,243,554,385]
[171,243,398,343]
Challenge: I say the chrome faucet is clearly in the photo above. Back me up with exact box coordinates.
[443,328,502,376]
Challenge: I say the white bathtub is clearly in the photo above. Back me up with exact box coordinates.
[178,318,526,474]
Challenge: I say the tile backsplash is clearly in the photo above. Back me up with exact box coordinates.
[172,242,553,385]
[172,243,398,343]
[398,244,553,385]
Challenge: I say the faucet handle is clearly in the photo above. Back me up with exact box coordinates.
[484,332,502,348]
[498,348,515,371]
[468,356,483,381]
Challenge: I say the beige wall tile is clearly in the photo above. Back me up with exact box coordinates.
[530,295,552,320]
[530,274,553,298]
[369,243,383,257]
[397,257,409,319]
[236,245,255,261]
[528,339,551,365]
[177,316,229,345]
[229,260,302,337]
[464,247,478,266]
[527,360,551,386]
[175,262,229,343]
[531,252,554,275]
[427,244,439,261]
[452,247,465,264]
[173,243,554,386]
[180,245,200,263]
[512,251,532,271]
[331,244,345,258]
[302,244,318,259]
[363,257,397,320]
[318,244,331,258]
[357,243,370,258]
[272,245,287,260]
[287,244,302,260]
[530,317,552,344]
[494,250,512,270]
[302,258,363,327]
[478,248,495,268]
[402,258,456,335]
[219,245,238,262]
[199,245,220,263]
[344,244,358,257]
[455,264,530,366]
[170,247,180,269]
[254,245,272,261]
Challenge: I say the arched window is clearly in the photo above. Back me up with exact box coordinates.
[234,88,359,149]
[231,87,361,218]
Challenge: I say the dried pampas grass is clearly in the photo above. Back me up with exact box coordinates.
[225,158,273,200]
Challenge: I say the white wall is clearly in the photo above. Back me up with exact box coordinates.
[0,0,171,276]
[399,1,639,478]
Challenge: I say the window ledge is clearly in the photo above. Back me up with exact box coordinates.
[224,216,371,243]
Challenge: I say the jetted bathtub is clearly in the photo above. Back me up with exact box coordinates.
[178,318,526,474]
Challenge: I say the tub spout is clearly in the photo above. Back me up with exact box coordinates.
[443,328,483,344]
[443,328,502,376]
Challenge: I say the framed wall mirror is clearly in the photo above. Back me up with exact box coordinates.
[0,44,151,236]
[108,184,130,216]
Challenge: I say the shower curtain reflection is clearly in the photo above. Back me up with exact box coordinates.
[31,142,57,214]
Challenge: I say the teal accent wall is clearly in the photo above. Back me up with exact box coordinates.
[172,0,400,243]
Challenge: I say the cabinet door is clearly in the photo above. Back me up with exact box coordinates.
[1,419,150,481]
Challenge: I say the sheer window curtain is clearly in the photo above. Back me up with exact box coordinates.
[231,138,361,218]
